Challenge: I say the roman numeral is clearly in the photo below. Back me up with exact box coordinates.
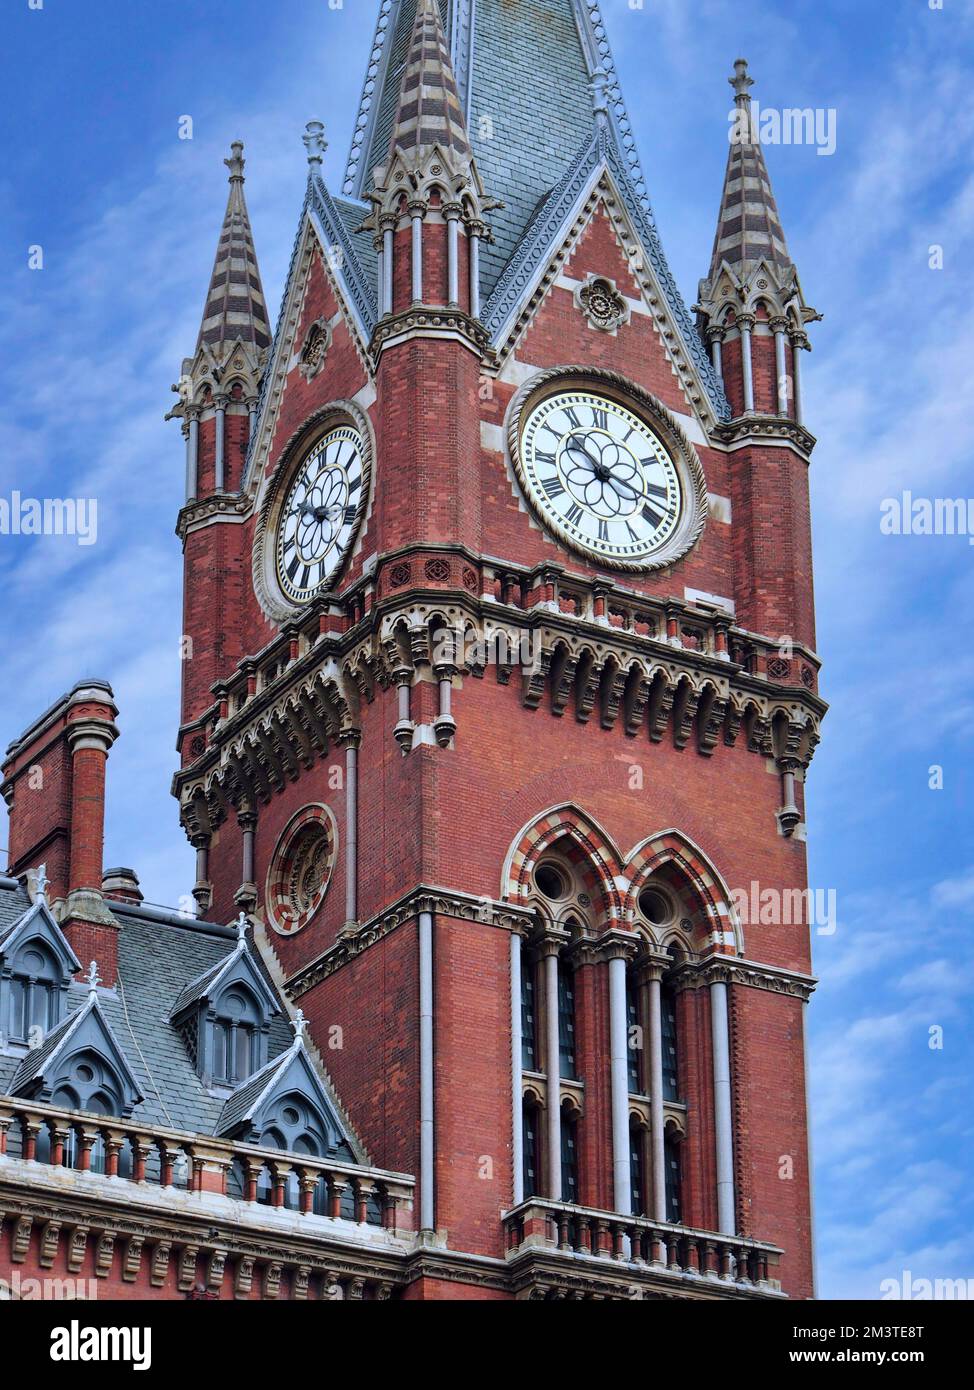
[344,505,357,524]
[597,519,610,542]
[565,502,583,527]
[645,482,669,500]
[535,450,557,468]
[592,406,608,430]
[563,406,581,429]
[541,476,565,498]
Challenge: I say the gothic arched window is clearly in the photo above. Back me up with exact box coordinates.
[212,984,262,1086]
[48,1048,124,1117]
[5,940,63,1044]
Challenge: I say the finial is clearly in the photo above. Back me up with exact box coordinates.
[589,66,609,129]
[234,911,249,947]
[293,1009,306,1045]
[303,121,327,174]
[224,140,246,182]
[35,862,49,903]
[85,960,101,999]
[729,58,754,105]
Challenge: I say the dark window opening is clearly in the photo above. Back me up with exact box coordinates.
[557,963,576,1080]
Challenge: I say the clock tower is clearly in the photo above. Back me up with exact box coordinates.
[171,0,824,1300]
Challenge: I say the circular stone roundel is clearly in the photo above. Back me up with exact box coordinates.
[506,366,708,572]
[265,804,337,936]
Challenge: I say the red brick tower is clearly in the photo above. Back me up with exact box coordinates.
[171,5,825,1300]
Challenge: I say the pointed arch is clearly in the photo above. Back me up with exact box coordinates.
[624,829,743,955]
[502,803,624,928]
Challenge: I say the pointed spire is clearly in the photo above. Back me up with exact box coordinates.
[85,959,101,999]
[386,0,473,169]
[707,59,792,283]
[196,141,271,355]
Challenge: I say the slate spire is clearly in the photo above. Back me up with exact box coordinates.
[706,60,793,284]
[385,0,474,170]
[196,141,271,354]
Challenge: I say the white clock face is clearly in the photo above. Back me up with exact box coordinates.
[518,389,684,565]
[276,424,364,601]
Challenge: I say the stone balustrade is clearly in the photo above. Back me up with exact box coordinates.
[504,1198,783,1294]
[0,1094,414,1233]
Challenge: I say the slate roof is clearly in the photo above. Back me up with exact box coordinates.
[347,0,595,294]
[0,882,344,1145]
[217,1046,295,1135]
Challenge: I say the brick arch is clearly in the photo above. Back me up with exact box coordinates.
[502,803,624,927]
[624,829,743,956]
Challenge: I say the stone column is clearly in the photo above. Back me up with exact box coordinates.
[709,972,736,1235]
[709,324,725,377]
[510,931,524,1206]
[444,203,461,307]
[538,934,566,1201]
[418,903,434,1231]
[381,215,395,316]
[791,330,809,426]
[341,732,361,927]
[234,806,257,912]
[771,316,790,416]
[409,203,424,305]
[185,408,200,502]
[602,933,637,1215]
[213,395,227,491]
[468,220,484,319]
[639,951,668,1222]
[738,314,755,414]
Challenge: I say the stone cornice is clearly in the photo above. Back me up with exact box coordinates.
[711,416,817,457]
[287,886,537,998]
[370,304,494,363]
[176,492,251,542]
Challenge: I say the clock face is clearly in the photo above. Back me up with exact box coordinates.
[518,389,684,565]
[275,424,365,601]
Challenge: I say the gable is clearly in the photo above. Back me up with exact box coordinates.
[11,998,144,1117]
[169,941,280,1024]
[217,1041,353,1157]
[495,168,726,438]
[0,898,81,977]
[244,188,377,498]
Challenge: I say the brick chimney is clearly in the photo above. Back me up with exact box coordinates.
[102,867,143,905]
[1,679,121,983]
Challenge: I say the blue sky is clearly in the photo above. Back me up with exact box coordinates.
[1,0,971,1299]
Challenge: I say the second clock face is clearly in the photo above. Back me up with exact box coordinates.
[275,424,365,602]
[519,389,684,565]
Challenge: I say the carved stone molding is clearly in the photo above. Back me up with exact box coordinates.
[574,273,630,333]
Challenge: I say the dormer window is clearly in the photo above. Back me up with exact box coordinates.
[49,1048,124,1116]
[0,896,80,1051]
[6,941,62,1043]
[211,985,262,1087]
[169,918,279,1090]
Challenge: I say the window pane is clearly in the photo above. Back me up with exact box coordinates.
[626,975,640,1093]
[233,1024,252,1083]
[8,979,27,1040]
[213,1022,230,1082]
[557,965,576,1080]
[29,983,52,1033]
[522,1103,538,1199]
[661,989,679,1101]
[629,1126,645,1216]
[560,1116,578,1204]
[664,1136,682,1224]
[520,952,537,1071]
